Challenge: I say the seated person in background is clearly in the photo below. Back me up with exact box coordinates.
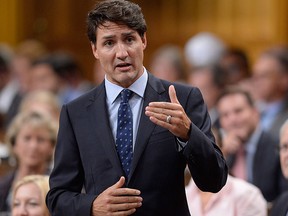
[270,119,288,216]
[19,90,61,122]
[29,52,93,105]
[0,112,57,213]
[187,64,227,128]
[149,44,187,83]
[216,86,288,203]
[252,46,288,138]
[12,175,50,216]
[186,127,267,216]
[220,47,251,85]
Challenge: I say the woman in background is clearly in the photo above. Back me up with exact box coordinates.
[12,175,50,216]
[0,112,57,213]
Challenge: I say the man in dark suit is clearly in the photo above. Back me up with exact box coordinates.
[270,119,288,216]
[46,0,228,215]
[216,86,288,203]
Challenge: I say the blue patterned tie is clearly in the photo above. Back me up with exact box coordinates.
[116,89,133,177]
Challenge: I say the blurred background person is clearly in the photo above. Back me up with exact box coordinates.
[188,64,227,127]
[0,46,16,165]
[0,46,21,132]
[220,47,251,85]
[11,175,50,216]
[216,86,288,203]
[48,51,94,99]
[29,52,93,105]
[269,119,288,216]
[0,40,48,131]
[186,127,267,216]
[149,44,187,82]
[10,39,48,94]
[0,112,57,213]
[19,90,61,122]
[252,45,288,138]
[184,32,227,69]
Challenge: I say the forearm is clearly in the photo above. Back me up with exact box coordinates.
[183,123,228,192]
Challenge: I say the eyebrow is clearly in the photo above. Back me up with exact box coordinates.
[101,31,136,40]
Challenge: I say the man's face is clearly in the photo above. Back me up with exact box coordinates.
[30,64,60,93]
[217,93,258,141]
[252,56,288,102]
[280,125,288,178]
[91,21,147,88]
[188,69,221,110]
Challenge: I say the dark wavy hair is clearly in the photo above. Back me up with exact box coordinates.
[87,0,147,44]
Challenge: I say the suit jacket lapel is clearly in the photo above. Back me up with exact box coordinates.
[86,84,123,175]
[128,74,166,181]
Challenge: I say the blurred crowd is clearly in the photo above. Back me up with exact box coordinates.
[1,32,288,215]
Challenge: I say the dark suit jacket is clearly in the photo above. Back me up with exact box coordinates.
[269,191,288,216]
[227,130,288,202]
[0,171,15,212]
[46,73,228,216]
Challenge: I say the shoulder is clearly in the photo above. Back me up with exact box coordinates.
[229,176,265,201]
[0,171,15,196]
[270,191,288,216]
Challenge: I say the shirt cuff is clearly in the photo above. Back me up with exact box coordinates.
[176,138,188,152]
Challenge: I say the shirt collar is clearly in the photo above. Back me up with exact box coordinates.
[105,67,148,105]
[245,125,262,153]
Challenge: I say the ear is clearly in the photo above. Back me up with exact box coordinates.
[91,42,99,59]
[141,33,147,50]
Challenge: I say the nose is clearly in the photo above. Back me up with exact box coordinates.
[14,204,29,216]
[115,43,128,60]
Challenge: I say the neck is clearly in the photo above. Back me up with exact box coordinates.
[16,163,47,181]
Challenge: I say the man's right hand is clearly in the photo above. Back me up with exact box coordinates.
[91,176,142,216]
[221,132,243,156]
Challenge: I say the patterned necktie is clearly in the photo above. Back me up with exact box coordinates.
[116,89,133,177]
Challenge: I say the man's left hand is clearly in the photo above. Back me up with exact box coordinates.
[145,85,191,141]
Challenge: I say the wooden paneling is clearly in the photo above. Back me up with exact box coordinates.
[0,0,19,45]
[1,0,288,79]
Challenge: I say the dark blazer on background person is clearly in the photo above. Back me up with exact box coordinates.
[227,130,288,202]
[269,191,288,216]
[46,73,228,216]
[0,171,15,212]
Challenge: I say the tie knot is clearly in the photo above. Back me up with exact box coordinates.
[120,89,132,103]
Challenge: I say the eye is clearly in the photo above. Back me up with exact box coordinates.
[37,136,48,144]
[28,200,40,207]
[279,144,288,153]
[104,40,114,47]
[126,36,134,43]
[13,201,20,207]
[23,135,32,142]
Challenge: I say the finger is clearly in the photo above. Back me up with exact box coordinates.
[110,176,126,190]
[111,187,141,196]
[112,208,137,216]
[169,85,180,104]
[110,195,143,204]
[110,202,142,212]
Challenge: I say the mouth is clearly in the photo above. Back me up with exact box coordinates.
[115,62,132,71]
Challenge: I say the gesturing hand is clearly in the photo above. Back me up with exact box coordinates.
[91,176,142,216]
[145,85,191,141]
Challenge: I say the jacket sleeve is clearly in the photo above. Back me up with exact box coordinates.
[181,87,228,193]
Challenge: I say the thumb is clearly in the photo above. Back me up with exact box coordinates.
[111,176,126,189]
[169,85,179,104]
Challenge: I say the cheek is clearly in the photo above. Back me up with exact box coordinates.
[39,144,54,157]
[29,206,46,216]
[13,141,28,156]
